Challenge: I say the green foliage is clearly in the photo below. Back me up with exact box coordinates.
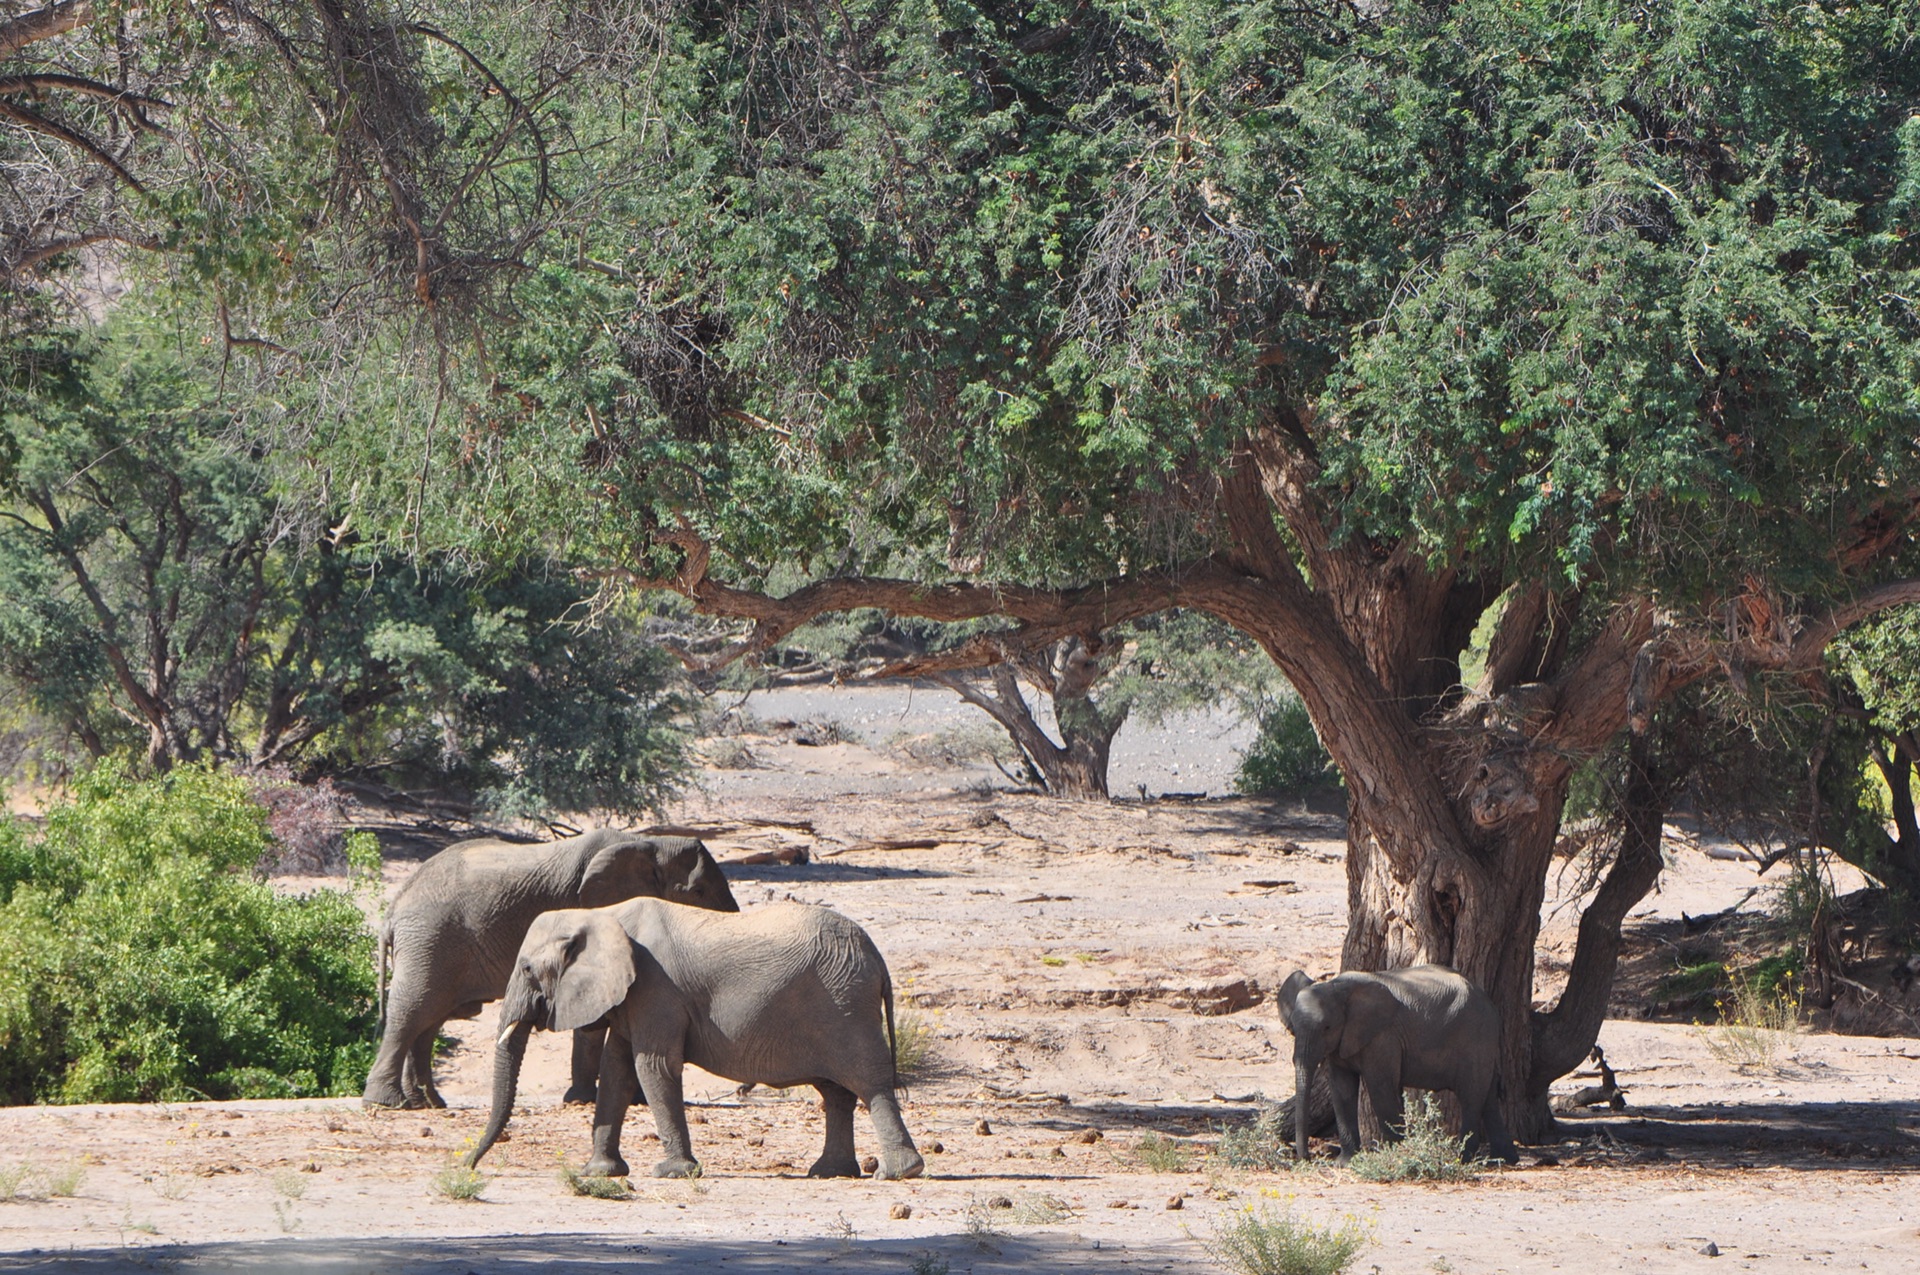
[1212,1101,1295,1172]
[431,1162,487,1201]
[1133,1132,1194,1174]
[0,763,375,1104]
[557,1163,633,1199]
[1346,1096,1484,1184]
[1236,699,1341,800]
[891,1007,934,1079]
[1205,1200,1372,1275]
[0,326,688,814]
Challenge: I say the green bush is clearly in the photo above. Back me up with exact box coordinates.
[0,762,376,1103]
[1345,1096,1484,1183]
[1235,699,1341,799]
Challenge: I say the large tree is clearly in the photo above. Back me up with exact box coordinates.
[319,0,1920,1140]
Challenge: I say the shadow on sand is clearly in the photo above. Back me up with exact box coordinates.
[0,1230,1208,1274]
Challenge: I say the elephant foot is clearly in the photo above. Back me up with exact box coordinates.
[873,1149,925,1181]
[652,1156,701,1179]
[561,1083,598,1106]
[420,1090,447,1110]
[806,1154,863,1179]
[584,1153,629,1177]
[361,1087,415,1111]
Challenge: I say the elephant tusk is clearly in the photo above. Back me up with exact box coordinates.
[497,1023,521,1047]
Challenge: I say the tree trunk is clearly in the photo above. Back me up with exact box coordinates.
[932,637,1126,801]
[1342,768,1568,1142]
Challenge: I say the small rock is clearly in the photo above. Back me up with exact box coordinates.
[928,1140,945,1154]
[1072,1128,1104,1144]
[1107,1199,1132,1209]
[1049,1147,1065,1159]
[1165,1195,1184,1211]
[975,1119,993,1136]
[418,1126,433,1138]
[890,1203,912,1220]
[987,1195,1013,1209]
[689,1111,707,1125]
[1700,1241,1720,1257]
[300,1162,321,1173]
[861,1155,879,1174]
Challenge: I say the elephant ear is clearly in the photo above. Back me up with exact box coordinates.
[552,910,639,1032]
[1276,970,1316,1033]
[579,836,664,907]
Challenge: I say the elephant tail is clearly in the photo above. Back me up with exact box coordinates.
[375,921,392,1034]
[883,969,900,1091]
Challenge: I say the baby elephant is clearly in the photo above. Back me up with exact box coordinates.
[467,898,924,1182]
[1277,965,1518,1165]
[364,830,738,1110]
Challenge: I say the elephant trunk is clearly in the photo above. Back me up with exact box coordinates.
[466,1018,534,1168]
[1294,1059,1316,1162]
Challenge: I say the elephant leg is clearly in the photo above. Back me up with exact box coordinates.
[584,1031,635,1178]
[633,1049,698,1179]
[566,1027,605,1106]
[1360,1052,1405,1144]
[1454,1075,1492,1161]
[1327,1065,1363,1164]
[407,1031,446,1108]
[808,1081,862,1178]
[1479,1086,1519,1164]
[861,1088,924,1181]
[364,983,435,1109]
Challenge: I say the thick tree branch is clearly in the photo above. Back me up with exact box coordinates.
[0,0,91,59]
[1528,729,1668,1093]
[0,96,143,190]
[1787,578,1920,669]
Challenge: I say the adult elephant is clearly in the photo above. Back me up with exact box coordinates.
[1276,965,1519,1165]
[363,830,738,1109]
[466,898,924,1181]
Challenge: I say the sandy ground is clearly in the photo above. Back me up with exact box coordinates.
[0,700,1916,1274]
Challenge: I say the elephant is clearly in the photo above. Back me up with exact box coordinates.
[1276,965,1519,1165]
[362,829,738,1110]
[465,897,925,1182]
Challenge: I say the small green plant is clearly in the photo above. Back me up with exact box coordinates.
[45,1161,85,1197]
[1040,955,1066,967]
[269,1169,306,1200]
[558,1163,633,1199]
[1007,1192,1076,1225]
[120,1205,159,1236]
[0,1163,36,1201]
[907,1255,951,1275]
[1346,1096,1483,1184]
[151,1172,190,1201]
[892,1007,934,1078]
[1654,959,1728,1001]
[272,1199,301,1234]
[1213,1101,1293,1171]
[1135,1132,1194,1173]
[1699,966,1801,1070]
[964,1195,1004,1253]
[1204,1200,1371,1275]
[431,1162,487,1201]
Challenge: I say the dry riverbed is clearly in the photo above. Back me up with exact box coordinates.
[0,740,1917,1273]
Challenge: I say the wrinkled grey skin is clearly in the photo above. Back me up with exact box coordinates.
[363,831,738,1109]
[1276,965,1519,1165]
[467,899,925,1182]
